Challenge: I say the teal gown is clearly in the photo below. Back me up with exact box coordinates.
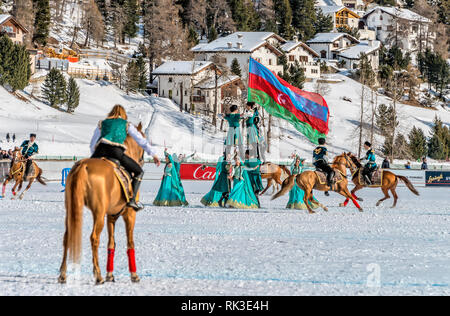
[246,109,260,145]
[287,158,319,210]
[226,164,260,209]
[224,113,243,146]
[201,157,224,207]
[153,152,188,207]
[244,158,264,194]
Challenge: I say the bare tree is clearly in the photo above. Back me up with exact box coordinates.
[82,0,104,47]
[12,0,35,47]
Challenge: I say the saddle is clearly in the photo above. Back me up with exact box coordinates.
[358,168,383,187]
[101,158,135,203]
[315,170,344,186]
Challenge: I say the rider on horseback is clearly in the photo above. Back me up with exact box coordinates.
[313,137,334,196]
[90,105,161,211]
[20,134,39,178]
[361,141,377,185]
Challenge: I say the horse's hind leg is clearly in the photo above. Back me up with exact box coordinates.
[390,182,398,208]
[351,186,364,201]
[123,209,140,283]
[91,211,106,285]
[106,216,118,282]
[376,188,390,207]
[58,227,69,284]
[260,179,272,195]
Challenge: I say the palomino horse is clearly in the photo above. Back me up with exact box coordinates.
[342,153,419,208]
[1,148,46,199]
[260,162,291,195]
[58,123,145,285]
[272,153,362,214]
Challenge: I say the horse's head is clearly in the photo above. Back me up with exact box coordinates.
[11,148,22,162]
[346,152,362,168]
[333,153,357,173]
[125,122,145,167]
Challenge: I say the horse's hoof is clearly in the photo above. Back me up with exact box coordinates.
[323,207,329,212]
[339,203,345,207]
[358,208,364,212]
[105,275,115,283]
[376,202,381,207]
[357,198,364,202]
[308,210,316,214]
[58,275,67,284]
[19,195,24,200]
[131,275,140,283]
[95,278,105,285]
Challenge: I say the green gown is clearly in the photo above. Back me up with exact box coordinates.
[153,152,188,207]
[226,163,260,209]
[246,109,260,145]
[244,158,264,193]
[211,160,232,193]
[286,158,319,210]
[201,157,224,207]
[224,113,243,146]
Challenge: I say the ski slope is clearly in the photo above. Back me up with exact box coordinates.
[0,75,449,164]
[0,181,449,296]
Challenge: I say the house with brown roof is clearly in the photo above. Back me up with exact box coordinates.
[0,14,29,45]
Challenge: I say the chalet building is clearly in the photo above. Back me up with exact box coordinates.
[315,0,365,14]
[337,40,381,70]
[307,32,359,60]
[280,37,320,79]
[362,6,435,62]
[0,14,28,45]
[192,32,321,80]
[153,61,243,114]
[317,6,360,30]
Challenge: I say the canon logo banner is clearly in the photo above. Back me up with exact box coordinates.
[179,164,216,181]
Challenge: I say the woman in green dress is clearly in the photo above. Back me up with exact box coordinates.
[226,157,260,209]
[201,156,224,207]
[212,155,233,207]
[286,155,319,210]
[153,150,188,207]
[223,105,244,160]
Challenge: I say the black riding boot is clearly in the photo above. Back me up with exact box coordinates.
[128,173,144,211]
[218,192,229,208]
[327,170,335,190]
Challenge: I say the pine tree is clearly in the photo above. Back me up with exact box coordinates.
[274,0,293,39]
[314,8,333,34]
[32,0,50,46]
[123,0,139,42]
[289,0,316,41]
[0,35,15,86]
[226,0,260,31]
[188,26,199,47]
[135,55,147,91]
[428,116,450,160]
[66,77,80,113]
[0,36,30,91]
[208,26,218,42]
[125,60,139,93]
[278,57,305,89]
[376,103,399,136]
[231,58,242,77]
[408,126,427,160]
[42,68,67,108]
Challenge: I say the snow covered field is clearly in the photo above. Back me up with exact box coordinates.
[0,180,449,296]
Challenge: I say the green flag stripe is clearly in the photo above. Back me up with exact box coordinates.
[248,88,325,144]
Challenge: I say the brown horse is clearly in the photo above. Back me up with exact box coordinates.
[58,123,146,285]
[1,148,46,200]
[272,153,362,214]
[341,153,419,208]
[260,162,291,195]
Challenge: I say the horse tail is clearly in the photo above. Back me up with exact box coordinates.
[65,163,88,264]
[280,165,291,177]
[272,175,296,200]
[36,168,47,186]
[397,175,420,196]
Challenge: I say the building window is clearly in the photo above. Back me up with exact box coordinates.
[380,15,383,20]
[268,59,272,65]
[299,56,308,62]
[377,26,382,31]
[168,77,173,83]
[311,69,318,74]
[289,55,295,62]
[320,50,327,58]
[333,42,339,48]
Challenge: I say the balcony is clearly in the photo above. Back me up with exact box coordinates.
[191,95,206,103]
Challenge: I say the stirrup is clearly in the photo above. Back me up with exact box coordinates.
[128,200,144,212]
[364,175,372,185]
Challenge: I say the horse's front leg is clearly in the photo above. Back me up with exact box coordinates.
[91,211,106,285]
[123,209,140,283]
[11,180,20,199]
[18,179,34,200]
[105,216,118,282]
[1,177,11,198]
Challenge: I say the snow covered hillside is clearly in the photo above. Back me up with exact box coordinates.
[0,75,449,164]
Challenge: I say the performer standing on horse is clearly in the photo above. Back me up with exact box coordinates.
[89,104,160,211]
[361,141,377,185]
[313,137,334,196]
[20,134,39,178]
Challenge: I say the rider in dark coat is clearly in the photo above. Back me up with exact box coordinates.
[361,141,377,185]
[313,138,334,195]
[20,134,39,178]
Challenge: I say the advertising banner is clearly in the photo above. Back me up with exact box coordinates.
[179,164,216,181]
[425,171,450,187]
[390,170,426,187]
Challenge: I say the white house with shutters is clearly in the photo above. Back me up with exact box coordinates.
[153,61,243,114]
[361,6,435,62]
[280,38,321,79]
[192,32,321,80]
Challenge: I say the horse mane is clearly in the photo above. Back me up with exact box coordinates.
[347,153,362,168]
[124,123,145,163]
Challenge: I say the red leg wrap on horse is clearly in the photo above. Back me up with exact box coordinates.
[107,248,115,273]
[343,199,349,206]
[127,249,137,273]
[352,199,361,209]
[351,193,358,200]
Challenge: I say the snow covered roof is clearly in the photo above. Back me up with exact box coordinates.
[317,5,359,17]
[0,14,29,32]
[281,41,320,57]
[0,14,10,25]
[191,32,285,54]
[195,75,241,89]
[315,0,365,7]
[338,40,381,59]
[363,6,432,23]
[307,32,359,44]
[153,61,214,75]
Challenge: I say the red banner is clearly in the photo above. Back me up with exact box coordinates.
[179,164,216,181]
